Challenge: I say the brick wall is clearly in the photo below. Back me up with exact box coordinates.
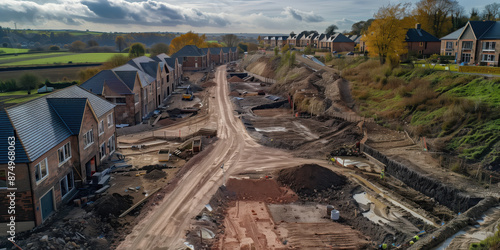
[78,103,99,182]
[0,163,35,222]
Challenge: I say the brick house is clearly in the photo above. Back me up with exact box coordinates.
[405,24,441,57]
[325,33,355,52]
[277,36,288,47]
[441,21,500,66]
[153,54,183,86]
[81,56,174,125]
[0,86,116,232]
[171,45,208,71]
[287,33,303,47]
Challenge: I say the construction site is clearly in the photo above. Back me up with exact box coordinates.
[3,56,499,250]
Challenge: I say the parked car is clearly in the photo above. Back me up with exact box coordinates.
[346,52,354,56]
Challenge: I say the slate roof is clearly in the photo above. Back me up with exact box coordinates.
[4,85,114,161]
[47,98,87,134]
[140,61,159,78]
[127,56,155,72]
[441,28,464,40]
[0,110,29,164]
[164,58,177,70]
[113,64,154,87]
[406,28,440,42]
[329,33,354,43]
[441,21,500,40]
[479,21,500,39]
[113,71,137,91]
[172,45,205,57]
[80,70,121,95]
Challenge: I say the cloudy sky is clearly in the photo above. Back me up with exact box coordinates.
[0,0,495,34]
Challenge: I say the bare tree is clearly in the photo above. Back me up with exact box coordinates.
[221,34,239,47]
[482,3,500,21]
[115,36,126,52]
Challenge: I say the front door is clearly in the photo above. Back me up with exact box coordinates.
[461,53,471,63]
[85,157,95,182]
[40,190,54,221]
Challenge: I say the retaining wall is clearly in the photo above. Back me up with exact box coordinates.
[361,144,481,212]
[409,196,498,250]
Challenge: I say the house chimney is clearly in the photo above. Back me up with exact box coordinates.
[416,23,421,29]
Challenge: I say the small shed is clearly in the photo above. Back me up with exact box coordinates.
[158,149,170,162]
[37,85,54,93]
[192,138,202,153]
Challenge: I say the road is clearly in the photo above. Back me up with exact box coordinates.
[118,65,325,249]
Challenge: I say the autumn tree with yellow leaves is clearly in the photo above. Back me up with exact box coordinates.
[169,32,207,55]
[362,3,413,65]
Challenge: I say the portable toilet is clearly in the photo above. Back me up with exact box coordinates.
[331,210,340,221]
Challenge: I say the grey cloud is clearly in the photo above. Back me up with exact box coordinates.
[283,7,324,22]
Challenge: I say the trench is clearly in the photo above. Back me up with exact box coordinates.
[361,144,481,213]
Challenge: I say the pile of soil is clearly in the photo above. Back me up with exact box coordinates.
[225,178,297,203]
[140,164,174,173]
[144,169,167,180]
[277,164,347,195]
[228,91,240,97]
[202,81,216,87]
[86,193,133,218]
[228,76,244,82]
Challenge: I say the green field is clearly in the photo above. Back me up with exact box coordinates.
[0,53,142,66]
[0,48,30,54]
[0,52,68,63]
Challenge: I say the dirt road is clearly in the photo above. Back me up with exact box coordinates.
[118,65,331,249]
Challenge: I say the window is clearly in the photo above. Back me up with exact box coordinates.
[462,41,473,49]
[481,54,495,62]
[195,57,198,61]
[58,142,71,165]
[0,170,6,188]
[107,113,113,128]
[60,171,74,198]
[143,88,147,100]
[83,129,94,148]
[134,94,139,104]
[99,142,106,160]
[116,98,126,104]
[419,42,424,47]
[445,52,453,56]
[98,120,104,135]
[483,42,496,51]
[35,158,48,183]
[108,135,116,154]
[446,42,453,49]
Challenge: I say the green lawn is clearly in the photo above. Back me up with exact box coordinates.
[0,90,33,96]
[2,53,137,66]
[0,48,30,54]
[413,61,459,71]
[0,52,69,63]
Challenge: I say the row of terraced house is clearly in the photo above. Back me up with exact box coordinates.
[264,21,500,66]
[0,45,238,234]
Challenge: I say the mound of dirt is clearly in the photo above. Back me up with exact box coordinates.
[228,76,244,82]
[144,169,167,180]
[277,164,347,195]
[87,193,133,218]
[202,81,216,87]
[225,178,297,203]
[228,91,240,97]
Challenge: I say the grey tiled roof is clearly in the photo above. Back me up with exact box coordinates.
[5,86,113,161]
[113,71,137,90]
[469,21,496,38]
[406,28,440,42]
[47,98,87,134]
[329,33,354,43]
[0,110,29,164]
[441,27,463,39]
[480,21,500,39]
[48,85,115,118]
[80,70,119,95]
[172,45,205,57]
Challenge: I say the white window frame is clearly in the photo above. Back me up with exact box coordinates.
[446,41,453,49]
[99,142,106,160]
[35,158,49,184]
[107,112,114,128]
[0,169,6,189]
[98,120,104,135]
[60,171,74,199]
[482,42,496,51]
[108,135,116,154]
[58,142,71,166]
[481,54,495,62]
[83,129,94,149]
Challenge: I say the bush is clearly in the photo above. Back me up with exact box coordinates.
[49,45,60,51]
